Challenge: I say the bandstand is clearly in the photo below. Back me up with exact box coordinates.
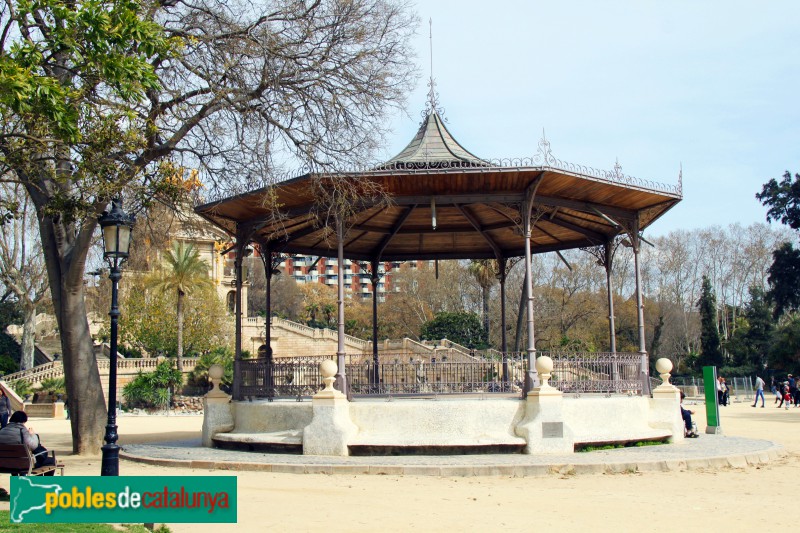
[195,95,684,456]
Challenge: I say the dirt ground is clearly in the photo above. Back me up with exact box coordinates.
[3,396,798,532]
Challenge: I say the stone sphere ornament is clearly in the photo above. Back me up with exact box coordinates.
[655,358,673,385]
[208,364,224,381]
[320,359,338,391]
[207,363,226,397]
[535,355,554,388]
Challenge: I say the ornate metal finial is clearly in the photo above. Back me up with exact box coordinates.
[613,158,623,180]
[423,19,445,121]
[535,128,555,166]
[678,162,683,195]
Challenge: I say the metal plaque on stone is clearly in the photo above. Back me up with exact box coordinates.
[542,422,563,439]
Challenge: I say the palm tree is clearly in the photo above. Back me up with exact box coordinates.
[148,242,213,372]
[322,303,336,327]
[305,302,320,324]
[468,259,498,338]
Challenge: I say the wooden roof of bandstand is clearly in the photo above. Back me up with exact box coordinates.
[195,110,682,260]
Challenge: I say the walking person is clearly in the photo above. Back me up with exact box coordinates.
[0,389,10,428]
[778,382,789,408]
[752,375,765,408]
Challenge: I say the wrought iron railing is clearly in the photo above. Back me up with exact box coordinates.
[544,352,643,395]
[232,351,646,400]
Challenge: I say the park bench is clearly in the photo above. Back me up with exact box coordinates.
[0,444,64,476]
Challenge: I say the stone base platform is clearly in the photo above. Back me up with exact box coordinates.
[120,434,786,477]
[205,395,679,455]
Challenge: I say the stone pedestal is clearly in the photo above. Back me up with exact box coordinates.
[648,359,685,442]
[302,389,358,456]
[649,384,684,443]
[516,386,574,454]
[201,364,234,447]
[202,396,234,447]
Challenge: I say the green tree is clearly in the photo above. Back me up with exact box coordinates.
[121,273,230,363]
[1,0,415,455]
[768,313,800,371]
[0,0,174,453]
[468,260,497,337]
[757,171,800,230]
[697,275,723,368]
[757,171,800,317]
[146,242,213,373]
[420,312,489,350]
[765,242,800,317]
[725,286,773,370]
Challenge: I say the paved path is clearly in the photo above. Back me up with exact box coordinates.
[121,433,784,477]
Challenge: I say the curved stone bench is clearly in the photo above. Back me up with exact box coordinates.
[213,429,303,446]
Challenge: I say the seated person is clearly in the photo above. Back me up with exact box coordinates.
[0,411,56,474]
[680,391,699,438]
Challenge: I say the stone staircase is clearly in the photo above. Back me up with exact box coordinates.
[4,316,479,401]
[2,357,199,404]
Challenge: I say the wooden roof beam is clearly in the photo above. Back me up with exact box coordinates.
[482,220,518,232]
[533,222,562,244]
[544,215,607,243]
[457,205,504,259]
[265,217,320,245]
[345,230,369,248]
[376,206,416,260]
[532,196,635,221]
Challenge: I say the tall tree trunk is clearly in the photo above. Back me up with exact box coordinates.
[58,288,107,455]
[20,305,36,371]
[176,290,184,372]
[35,204,107,455]
[46,241,106,453]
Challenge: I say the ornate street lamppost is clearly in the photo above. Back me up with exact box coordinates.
[98,198,135,476]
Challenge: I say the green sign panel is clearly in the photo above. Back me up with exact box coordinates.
[703,366,720,430]
[10,476,237,524]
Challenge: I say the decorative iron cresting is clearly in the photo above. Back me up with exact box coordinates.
[202,131,682,205]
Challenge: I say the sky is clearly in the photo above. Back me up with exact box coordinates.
[377,1,800,237]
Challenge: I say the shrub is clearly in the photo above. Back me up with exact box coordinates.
[122,360,183,409]
[10,379,32,399]
[39,377,66,396]
[188,347,234,390]
[420,312,489,349]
